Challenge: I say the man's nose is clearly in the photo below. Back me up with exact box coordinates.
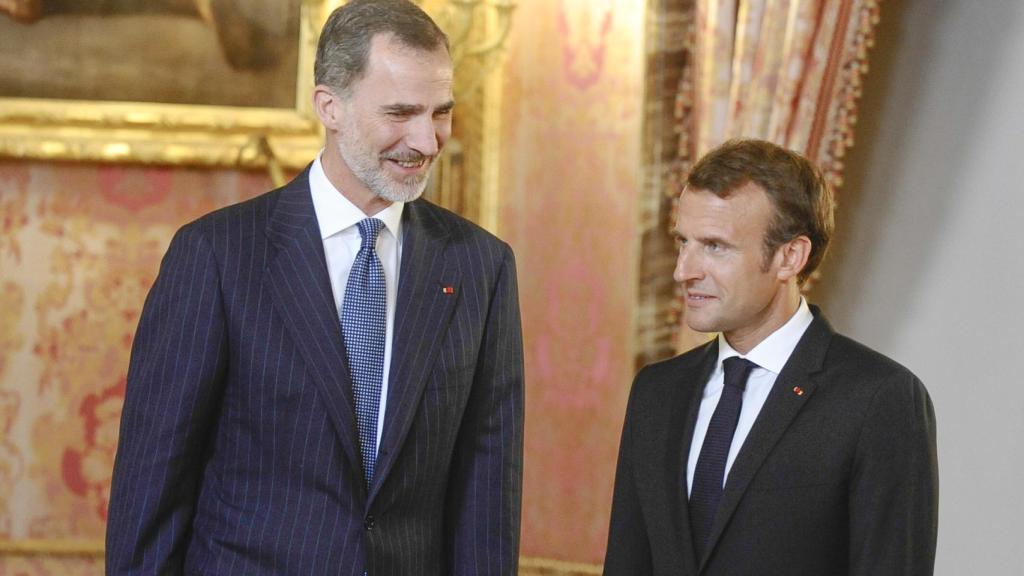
[673,247,703,284]
[406,117,442,157]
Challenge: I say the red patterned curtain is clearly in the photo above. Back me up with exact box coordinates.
[674,0,880,351]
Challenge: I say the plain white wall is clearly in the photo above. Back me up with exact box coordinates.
[812,0,1024,573]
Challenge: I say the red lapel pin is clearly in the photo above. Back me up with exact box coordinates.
[442,286,455,295]
[792,386,804,396]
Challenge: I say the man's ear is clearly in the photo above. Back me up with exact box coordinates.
[776,235,812,282]
[313,85,343,131]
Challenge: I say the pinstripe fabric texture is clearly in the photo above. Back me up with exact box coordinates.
[106,168,525,575]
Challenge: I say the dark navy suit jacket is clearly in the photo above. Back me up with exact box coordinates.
[106,169,524,575]
[604,309,938,576]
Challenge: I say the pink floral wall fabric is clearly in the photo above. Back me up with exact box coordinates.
[0,162,270,573]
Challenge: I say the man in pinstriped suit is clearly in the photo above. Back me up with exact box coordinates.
[106,1,524,574]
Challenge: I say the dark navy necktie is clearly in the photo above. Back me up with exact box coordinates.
[689,356,758,561]
[341,218,386,489]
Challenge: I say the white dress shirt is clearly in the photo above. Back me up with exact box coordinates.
[686,298,814,495]
[309,153,403,452]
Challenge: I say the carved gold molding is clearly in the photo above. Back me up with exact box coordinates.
[0,0,338,170]
[417,0,510,232]
[0,540,105,557]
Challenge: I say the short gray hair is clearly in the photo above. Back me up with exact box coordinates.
[314,0,450,95]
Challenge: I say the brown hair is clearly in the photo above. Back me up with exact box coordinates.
[686,139,835,284]
[314,0,449,95]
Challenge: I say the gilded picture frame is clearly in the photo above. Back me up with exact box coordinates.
[0,0,342,171]
[0,0,501,230]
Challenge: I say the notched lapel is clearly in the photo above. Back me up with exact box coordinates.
[264,173,363,484]
[699,315,834,571]
[369,201,459,504]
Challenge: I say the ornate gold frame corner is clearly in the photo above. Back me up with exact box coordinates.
[0,0,342,171]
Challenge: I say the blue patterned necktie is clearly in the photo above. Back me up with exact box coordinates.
[689,356,757,561]
[341,218,387,489]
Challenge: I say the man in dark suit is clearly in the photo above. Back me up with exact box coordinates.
[106,1,523,574]
[604,139,938,575]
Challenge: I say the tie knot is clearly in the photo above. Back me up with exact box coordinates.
[356,218,385,248]
[722,357,758,391]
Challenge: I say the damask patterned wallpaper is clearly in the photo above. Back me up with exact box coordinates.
[498,0,645,565]
[0,162,271,573]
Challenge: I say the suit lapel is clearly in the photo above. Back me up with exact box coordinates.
[699,311,834,572]
[368,200,460,505]
[669,341,718,575]
[264,169,363,485]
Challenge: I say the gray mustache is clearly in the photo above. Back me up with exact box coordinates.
[381,152,431,163]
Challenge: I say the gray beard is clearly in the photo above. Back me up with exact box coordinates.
[338,141,432,203]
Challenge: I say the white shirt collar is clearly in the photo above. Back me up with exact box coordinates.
[309,151,404,241]
[716,298,814,375]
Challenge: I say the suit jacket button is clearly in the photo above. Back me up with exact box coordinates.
[364,515,375,531]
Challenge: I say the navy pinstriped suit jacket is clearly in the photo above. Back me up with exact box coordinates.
[106,169,524,575]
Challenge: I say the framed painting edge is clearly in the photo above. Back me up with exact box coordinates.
[0,0,343,171]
